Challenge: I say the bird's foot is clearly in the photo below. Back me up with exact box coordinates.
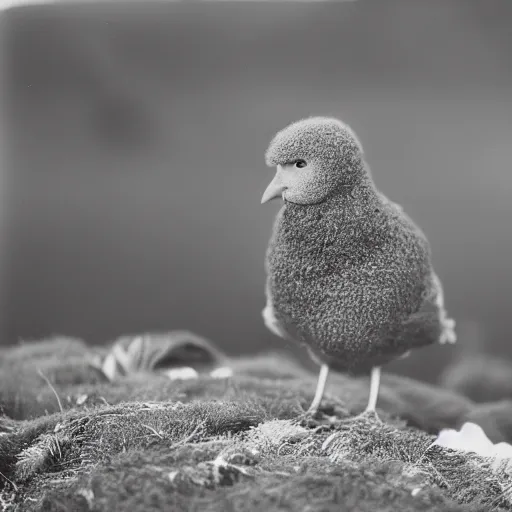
[293,408,341,430]
[293,409,322,428]
[292,409,317,426]
[341,408,383,425]
[321,409,384,453]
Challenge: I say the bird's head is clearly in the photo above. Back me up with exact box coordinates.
[261,117,365,205]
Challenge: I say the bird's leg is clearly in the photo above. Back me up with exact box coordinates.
[306,364,330,415]
[340,366,382,424]
[364,366,381,414]
[294,364,332,429]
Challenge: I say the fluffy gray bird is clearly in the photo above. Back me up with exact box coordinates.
[261,117,456,417]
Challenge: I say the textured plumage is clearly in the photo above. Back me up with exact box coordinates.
[261,117,455,415]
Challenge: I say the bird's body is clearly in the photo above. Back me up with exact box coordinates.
[261,117,455,415]
[265,186,440,374]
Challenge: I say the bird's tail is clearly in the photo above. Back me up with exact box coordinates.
[429,272,457,345]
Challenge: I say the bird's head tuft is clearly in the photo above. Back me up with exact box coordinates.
[261,117,365,205]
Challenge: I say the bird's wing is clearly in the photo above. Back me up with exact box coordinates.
[385,275,455,354]
[379,192,456,344]
[377,192,432,244]
[423,271,457,345]
[262,301,289,339]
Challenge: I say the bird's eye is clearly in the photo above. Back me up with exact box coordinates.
[294,160,307,169]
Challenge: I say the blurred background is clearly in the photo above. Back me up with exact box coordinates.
[0,0,511,383]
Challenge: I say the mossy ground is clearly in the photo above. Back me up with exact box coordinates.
[0,337,511,511]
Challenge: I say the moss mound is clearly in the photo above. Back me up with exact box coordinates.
[0,335,511,511]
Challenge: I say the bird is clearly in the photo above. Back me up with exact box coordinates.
[260,117,456,419]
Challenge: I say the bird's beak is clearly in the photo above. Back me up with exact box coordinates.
[261,169,286,204]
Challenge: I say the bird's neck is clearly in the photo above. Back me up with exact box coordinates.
[282,173,382,239]
[324,172,380,213]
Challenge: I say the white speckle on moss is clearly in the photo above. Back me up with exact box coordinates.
[166,367,199,381]
[210,367,233,379]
